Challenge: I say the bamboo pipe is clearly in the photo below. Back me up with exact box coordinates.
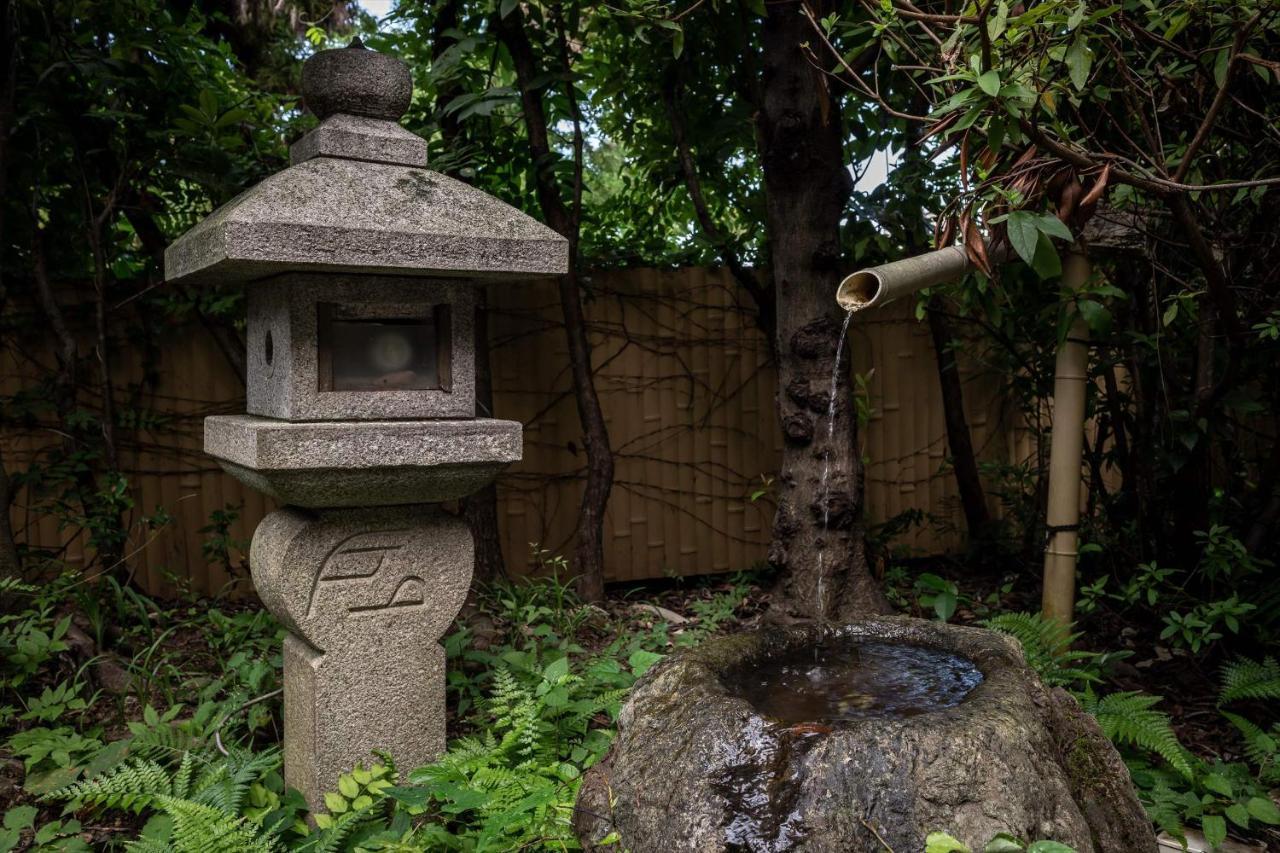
[1041,247,1092,625]
[836,245,975,312]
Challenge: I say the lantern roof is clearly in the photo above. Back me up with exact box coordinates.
[165,40,568,286]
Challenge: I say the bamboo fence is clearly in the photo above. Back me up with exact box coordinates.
[3,267,1037,596]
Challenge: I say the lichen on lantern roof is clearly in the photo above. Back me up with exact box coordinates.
[164,40,568,286]
[164,157,568,285]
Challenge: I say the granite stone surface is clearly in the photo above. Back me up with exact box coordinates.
[245,273,475,421]
[164,157,569,286]
[252,506,471,811]
[204,415,522,507]
[301,41,412,121]
[290,113,427,168]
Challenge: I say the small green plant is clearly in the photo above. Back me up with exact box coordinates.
[198,504,249,583]
[0,805,89,853]
[1160,595,1255,654]
[19,681,93,723]
[925,830,1076,852]
[915,572,961,621]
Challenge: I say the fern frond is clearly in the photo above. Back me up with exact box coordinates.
[152,794,274,853]
[1222,711,1278,770]
[47,758,173,812]
[1140,779,1188,844]
[981,611,1093,687]
[296,809,366,853]
[1085,691,1193,778]
[127,724,201,762]
[1219,657,1280,704]
[191,748,280,815]
[172,751,196,800]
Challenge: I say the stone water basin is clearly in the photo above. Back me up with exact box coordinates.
[574,618,1155,853]
[732,640,983,724]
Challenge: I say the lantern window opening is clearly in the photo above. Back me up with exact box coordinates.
[316,302,453,394]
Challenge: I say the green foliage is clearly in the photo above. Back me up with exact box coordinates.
[980,612,1111,688]
[0,805,89,853]
[1218,657,1280,705]
[1080,691,1193,780]
[924,830,1077,853]
[916,573,962,622]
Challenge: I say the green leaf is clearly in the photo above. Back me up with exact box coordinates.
[2,807,35,832]
[384,786,433,809]
[323,791,348,813]
[1214,49,1231,89]
[672,27,684,59]
[1026,843,1076,853]
[1201,814,1226,849]
[1064,39,1092,91]
[1246,796,1280,824]
[1006,210,1039,266]
[1067,1,1086,29]
[543,656,570,683]
[628,650,664,676]
[1225,803,1250,828]
[337,774,359,798]
[1035,213,1074,242]
[1030,232,1062,279]
[925,832,972,853]
[987,117,1006,153]
[978,70,1002,97]
[987,2,1009,41]
[983,834,1025,852]
[1077,300,1112,335]
[1201,772,1232,798]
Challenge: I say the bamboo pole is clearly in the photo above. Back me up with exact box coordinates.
[836,246,974,312]
[1041,246,1093,625]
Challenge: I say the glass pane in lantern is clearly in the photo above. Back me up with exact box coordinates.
[319,304,449,392]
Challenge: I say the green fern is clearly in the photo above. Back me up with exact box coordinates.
[1221,711,1280,784]
[980,611,1103,687]
[47,758,175,813]
[148,794,275,853]
[1219,656,1280,704]
[1081,690,1194,779]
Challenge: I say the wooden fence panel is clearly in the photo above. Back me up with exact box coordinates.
[4,267,1035,595]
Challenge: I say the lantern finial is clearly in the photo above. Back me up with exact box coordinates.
[302,39,411,121]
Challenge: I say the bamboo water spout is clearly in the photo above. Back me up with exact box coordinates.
[835,245,977,312]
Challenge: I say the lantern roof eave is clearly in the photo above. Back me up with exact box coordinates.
[164,156,569,286]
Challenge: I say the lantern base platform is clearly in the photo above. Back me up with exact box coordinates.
[205,415,521,508]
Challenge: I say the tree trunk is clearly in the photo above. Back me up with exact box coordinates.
[494,8,613,601]
[0,445,19,581]
[925,300,993,540]
[757,2,886,619]
[0,0,21,579]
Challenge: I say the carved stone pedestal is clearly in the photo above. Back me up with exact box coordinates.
[250,505,472,809]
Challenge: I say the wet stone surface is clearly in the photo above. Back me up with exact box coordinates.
[728,641,983,724]
[574,619,1158,853]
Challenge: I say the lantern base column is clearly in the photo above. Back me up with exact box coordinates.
[250,505,473,812]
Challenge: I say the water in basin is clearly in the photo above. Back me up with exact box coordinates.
[732,641,983,723]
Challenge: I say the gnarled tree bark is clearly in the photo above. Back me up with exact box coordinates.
[757,2,886,618]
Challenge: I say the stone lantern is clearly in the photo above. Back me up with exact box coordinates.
[165,41,567,809]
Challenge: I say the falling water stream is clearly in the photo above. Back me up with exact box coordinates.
[813,308,856,620]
